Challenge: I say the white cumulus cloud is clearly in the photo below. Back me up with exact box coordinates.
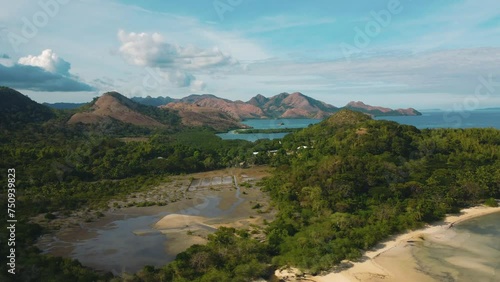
[117,30,236,70]
[117,30,236,89]
[18,49,71,76]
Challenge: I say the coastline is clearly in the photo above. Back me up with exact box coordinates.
[277,205,500,282]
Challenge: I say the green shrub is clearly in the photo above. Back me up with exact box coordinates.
[485,198,498,207]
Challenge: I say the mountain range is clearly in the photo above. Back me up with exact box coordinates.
[67,92,246,130]
[1,87,241,131]
[2,86,421,131]
[132,91,421,119]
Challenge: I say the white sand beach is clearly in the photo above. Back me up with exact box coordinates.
[276,205,500,282]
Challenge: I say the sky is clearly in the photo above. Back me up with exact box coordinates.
[0,0,499,109]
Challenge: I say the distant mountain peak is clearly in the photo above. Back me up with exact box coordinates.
[131,96,174,107]
[162,102,246,131]
[164,92,421,120]
[103,91,121,96]
[181,94,221,104]
[247,94,269,107]
[347,101,367,106]
[346,101,391,112]
[101,91,134,106]
[276,92,290,99]
[346,101,421,116]
[131,92,421,120]
[68,92,172,127]
[2,85,423,130]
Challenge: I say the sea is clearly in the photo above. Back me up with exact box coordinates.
[216,118,321,142]
[375,109,500,130]
[217,110,500,142]
[413,212,500,281]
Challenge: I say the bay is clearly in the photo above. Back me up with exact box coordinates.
[217,118,321,142]
[217,110,500,142]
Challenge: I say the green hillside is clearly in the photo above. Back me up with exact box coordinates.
[0,86,55,126]
[263,110,500,272]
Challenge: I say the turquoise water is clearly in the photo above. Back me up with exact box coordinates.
[241,118,322,129]
[217,118,321,142]
[217,111,500,141]
[413,212,500,281]
[375,110,500,129]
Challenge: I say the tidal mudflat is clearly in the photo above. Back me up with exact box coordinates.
[34,166,274,274]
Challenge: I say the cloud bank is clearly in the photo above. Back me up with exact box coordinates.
[0,49,95,92]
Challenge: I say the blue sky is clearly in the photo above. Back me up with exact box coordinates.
[0,0,499,109]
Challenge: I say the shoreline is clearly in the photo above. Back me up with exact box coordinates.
[277,205,500,282]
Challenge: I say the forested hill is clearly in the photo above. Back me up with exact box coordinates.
[120,109,500,281]
[0,87,55,127]
[0,105,498,281]
[261,109,500,272]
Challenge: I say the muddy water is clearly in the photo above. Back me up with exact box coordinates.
[71,213,170,275]
[46,184,251,275]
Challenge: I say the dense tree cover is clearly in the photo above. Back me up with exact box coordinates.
[260,110,500,272]
[1,124,257,213]
[2,109,499,281]
[0,120,257,281]
[0,87,55,128]
[130,110,500,279]
[132,228,273,282]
